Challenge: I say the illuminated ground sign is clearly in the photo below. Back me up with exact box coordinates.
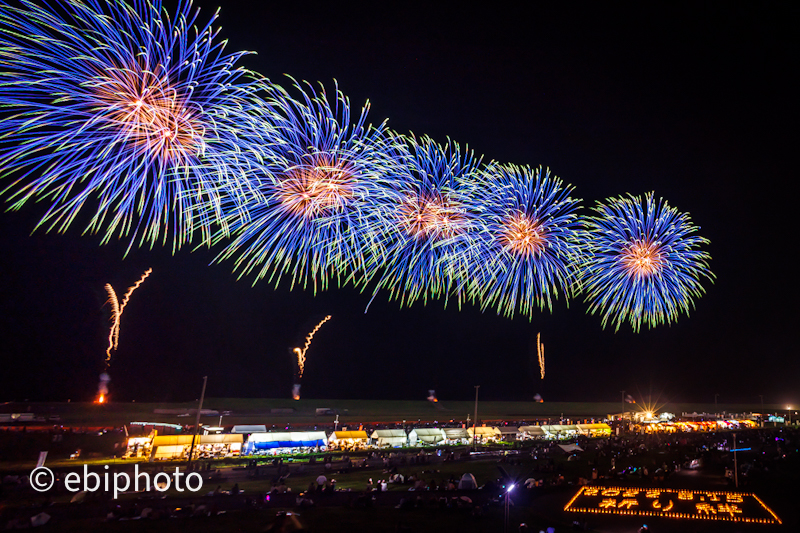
[564,486,781,524]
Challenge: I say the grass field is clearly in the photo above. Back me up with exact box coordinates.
[0,398,782,427]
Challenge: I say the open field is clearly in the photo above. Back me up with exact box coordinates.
[1,398,786,428]
[1,427,798,532]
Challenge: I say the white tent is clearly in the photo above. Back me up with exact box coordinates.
[443,428,470,444]
[541,424,579,439]
[409,428,446,446]
[370,429,408,447]
[518,426,546,439]
[458,473,477,489]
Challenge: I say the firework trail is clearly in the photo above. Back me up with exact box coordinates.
[537,332,545,379]
[104,284,120,363]
[0,0,267,251]
[104,268,152,366]
[580,192,714,331]
[294,315,332,378]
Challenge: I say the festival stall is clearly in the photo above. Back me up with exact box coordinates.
[498,426,519,441]
[124,436,153,458]
[369,429,408,447]
[517,426,546,439]
[576,423,612,437]
[243,431,327,455]
[409,428,446,446]
[151,434,242,460]
[467,426,502,444]
[443,428,470,445]
[328,430,369,450]
[541,424,579,439]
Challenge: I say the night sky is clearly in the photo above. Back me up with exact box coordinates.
[0,2,796,404]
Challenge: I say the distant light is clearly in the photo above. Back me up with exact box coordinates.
[508,484,515,492]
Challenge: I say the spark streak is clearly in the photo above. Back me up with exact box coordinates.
[104,268,152,366]
[537,332,545,379]
[294,315,332,378]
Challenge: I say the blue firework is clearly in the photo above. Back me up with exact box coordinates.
[0,0,265,250]
[368,135,483,308]
[468,165,584,318]
[213,79,405,292]
[581,192,714,331]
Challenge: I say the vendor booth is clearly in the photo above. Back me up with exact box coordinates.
[540,424,579,439]
[576,423,612,437]
[124,436,153,458]
[409,428,446,446]
[517,426,546,439]
[328,430,369,450]
[243,431,327,455]
[443,428,470,445]
[467,426,502,444]
[370,429,408,447]
[151,434,242,460]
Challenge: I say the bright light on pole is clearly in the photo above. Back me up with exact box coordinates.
[504,482,515,532]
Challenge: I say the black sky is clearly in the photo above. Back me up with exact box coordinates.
[0,1,797,404]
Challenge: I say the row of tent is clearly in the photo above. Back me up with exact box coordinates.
[243,423,612,452]
[126,423,613,459]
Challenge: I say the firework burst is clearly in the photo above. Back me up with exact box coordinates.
[369,135,483,308]
[0,0,265,250]
[468,165,584,318]
[580,192,713,331]
[214,79,404,291]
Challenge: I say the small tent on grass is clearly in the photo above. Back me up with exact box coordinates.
[409,428,446,446]
[443,428,470,445]
[458,473,477,489]
[370,429,408,447]
[518,426,546,439]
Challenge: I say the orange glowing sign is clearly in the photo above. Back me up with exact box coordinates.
[564,486,781,524]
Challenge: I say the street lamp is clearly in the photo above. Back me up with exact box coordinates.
[504,483,515,533]
[759,395,764,427]
[473,385,480,451]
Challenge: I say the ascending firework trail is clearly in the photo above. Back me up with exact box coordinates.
[292,315,332,400]
[97,268,152,402]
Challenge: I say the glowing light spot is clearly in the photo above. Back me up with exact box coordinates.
[277,159,355,218]
[621,239,666,278]
[499,213,545,256]
[397,195,467,240]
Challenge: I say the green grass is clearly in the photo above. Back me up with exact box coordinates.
[0,398,783,428]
